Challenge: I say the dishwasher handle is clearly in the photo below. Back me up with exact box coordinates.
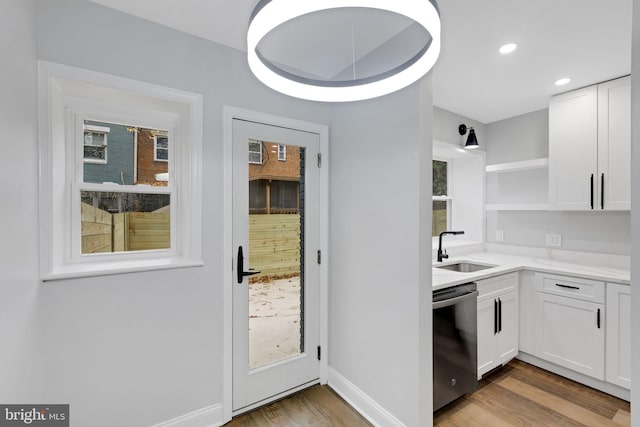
[432,290,478,309]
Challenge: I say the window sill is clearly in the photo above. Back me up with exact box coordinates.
[41,257,204,282]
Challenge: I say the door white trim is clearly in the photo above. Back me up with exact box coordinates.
[222,106,329,423]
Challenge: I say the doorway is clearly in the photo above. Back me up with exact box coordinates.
[226,112,328,416]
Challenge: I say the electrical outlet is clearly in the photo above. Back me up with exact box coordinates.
[496,230,504,242]
[546,234,562,247]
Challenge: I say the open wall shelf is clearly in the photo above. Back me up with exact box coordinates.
[486,158,548,174]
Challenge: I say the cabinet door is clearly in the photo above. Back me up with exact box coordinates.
[598,77,631,210]
[477,297,497,378]
[496,291,518,365]
[549,85,598,210]
[535,292,604,379]
[606,283,631,389]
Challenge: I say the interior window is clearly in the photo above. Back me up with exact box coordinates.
[432,159,450,237]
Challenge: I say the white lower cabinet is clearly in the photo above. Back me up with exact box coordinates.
[534,273,605,380]
[606,283,631,389]
[477,273,518,378]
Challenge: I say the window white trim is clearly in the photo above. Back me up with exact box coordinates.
[38,61,203,281]
[248,139,263,164]
[83,124,110,164]
[154,133,169,162]
[278,143,286,161]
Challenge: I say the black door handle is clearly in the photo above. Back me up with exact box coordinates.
[590,174,594,210]
[597,308,601,329]
[498,298,502,333]
[494,299,498,335]
[601,173,605,210]
[237,246,261,284]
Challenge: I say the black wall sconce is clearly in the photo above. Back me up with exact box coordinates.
[459,124,479,150]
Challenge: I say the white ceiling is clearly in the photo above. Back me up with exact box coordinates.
[89,0,632,124]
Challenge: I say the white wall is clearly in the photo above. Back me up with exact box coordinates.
[630,0,639,424]
[0,1,332,426]
[329,78,433,426]
[1,1,438,426]
[433,107,486,149]
[0,0,43,403]
[485,109,631,255]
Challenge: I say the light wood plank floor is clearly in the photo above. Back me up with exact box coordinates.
[226,360,630,426]
[226,385,372,426]
[435,360,631,427]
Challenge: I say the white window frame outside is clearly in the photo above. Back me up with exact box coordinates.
[154,132,169,162]
[248,139,263,164]
[432,156,453,242]
[278,143,286,161]
[38,61,204,280]
[83,124,110,164]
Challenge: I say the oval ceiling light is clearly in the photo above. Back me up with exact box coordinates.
[555,77,571,86]
[247,0,441,102]
[498,43,518,54]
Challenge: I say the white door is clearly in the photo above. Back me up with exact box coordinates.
[535,292,605,380]
[496,291,518,364]
[232,119,321,412]
[597,76,631,210]
[605,283,631,389]
[476,297,497,378]
[548,85,598,210]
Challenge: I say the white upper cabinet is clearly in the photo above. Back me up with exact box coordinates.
[548,76,630,210]
[597,77,631,210]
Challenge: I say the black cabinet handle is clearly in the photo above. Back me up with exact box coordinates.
[590,174,594,210]
[236,246,261,284]
[597,308,601,329]
[601,173,605,210]
[494,299,498,335]
[498,298,502,333]
[555,283,580,290]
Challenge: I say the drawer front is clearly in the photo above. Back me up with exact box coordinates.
[535,272,605,303]
[477,272,518,300]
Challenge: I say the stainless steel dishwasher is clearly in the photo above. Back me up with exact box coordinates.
[433,283,478,411]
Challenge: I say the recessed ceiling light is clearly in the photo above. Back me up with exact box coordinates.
[555,78,571,86]
[499,43,517,54]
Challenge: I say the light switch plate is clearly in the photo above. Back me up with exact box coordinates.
[496,230,504,242]
[546,234,562,247]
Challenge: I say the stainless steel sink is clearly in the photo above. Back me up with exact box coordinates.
[435,262,497,273]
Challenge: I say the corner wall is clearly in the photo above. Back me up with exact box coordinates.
[328,78,433,426]
[0,0,42,403]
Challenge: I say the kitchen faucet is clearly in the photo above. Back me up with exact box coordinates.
[437,230,465,262]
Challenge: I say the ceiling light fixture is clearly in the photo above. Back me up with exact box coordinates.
[555,78,571,86]
[459,124,479,150]
[247,0,441,102]
[499,43,518,54]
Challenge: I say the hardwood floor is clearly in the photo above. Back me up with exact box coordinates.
[435,360,631,427]
[226,385,372,426]
[226,360,631,426]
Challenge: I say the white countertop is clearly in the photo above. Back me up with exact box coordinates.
[432,251,630,290]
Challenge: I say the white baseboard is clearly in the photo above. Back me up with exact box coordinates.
[150,404,224,427]
[328,367,405,427]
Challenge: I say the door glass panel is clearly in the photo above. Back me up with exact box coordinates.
[248,141,305,369]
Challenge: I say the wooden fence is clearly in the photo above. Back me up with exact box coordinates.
[249,214,300,279]
[81,203,170,253]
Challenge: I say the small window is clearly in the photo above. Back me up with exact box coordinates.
[154,133,169,162]
[39,62,203,280]
[249,140,263,164]
[278,144,286,161]
[432,159,451,237]
[83,125,109,164]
